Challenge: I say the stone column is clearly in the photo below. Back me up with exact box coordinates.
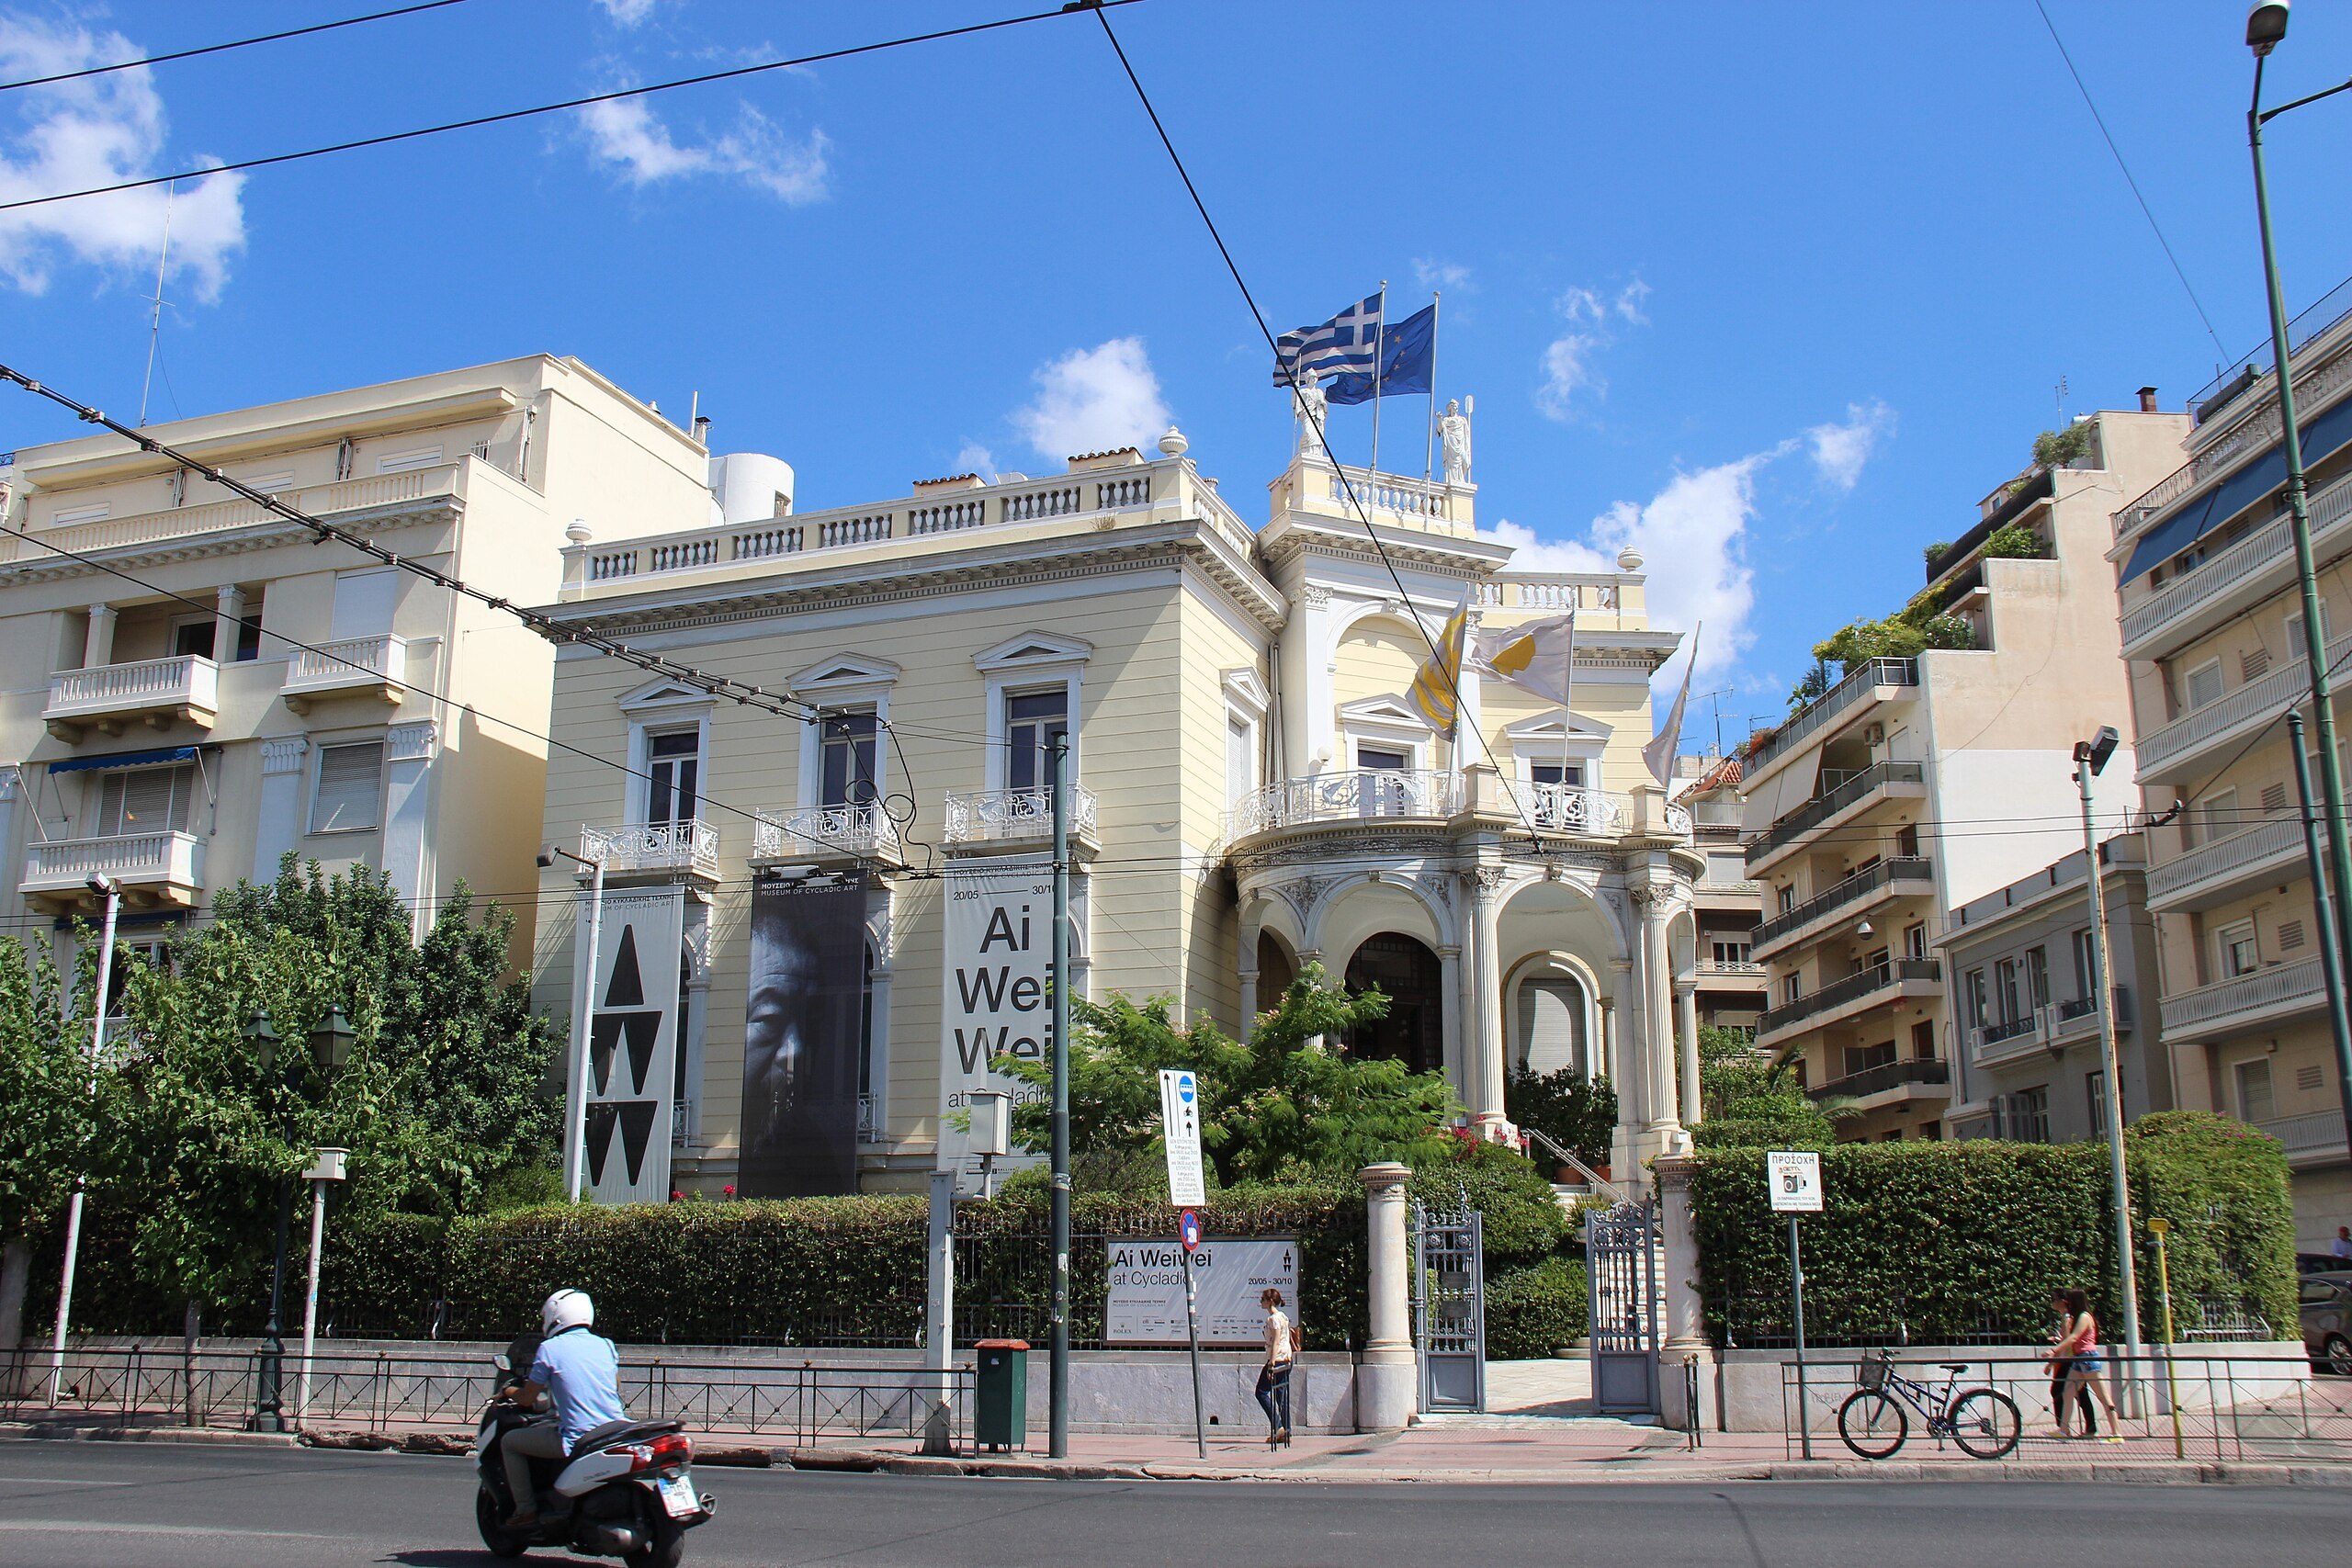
[1653,1155,1714,1432]
[210,584,244,664]
[1237,966,1259,1041]
[1468,866,1509,1132]
[379,720,437,932]
[1677,981,1703,1128]
[1437,943,1464,1104]
[83,603,116,668]
[1356,1162,1417,1431]
[253,738,309,882]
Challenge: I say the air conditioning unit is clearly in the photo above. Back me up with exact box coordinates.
[1862,723,1885,748]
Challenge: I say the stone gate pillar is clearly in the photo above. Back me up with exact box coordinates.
[1653,1155,1714,1432]
[1356,1162,1417,1431]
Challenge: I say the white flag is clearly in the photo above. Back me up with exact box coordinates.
[1469,612,1575,705]
[1644,624,1702,789]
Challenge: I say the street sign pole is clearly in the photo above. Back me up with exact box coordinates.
[1181,1211,1206,1460]
[1766,1150,1823,1461]
[1162,1072,1210,1460]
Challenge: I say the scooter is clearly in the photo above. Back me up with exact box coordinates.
[474,1342,717,1568]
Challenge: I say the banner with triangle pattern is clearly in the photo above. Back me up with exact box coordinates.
[577,886,684,1204]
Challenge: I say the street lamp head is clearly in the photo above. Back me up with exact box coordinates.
[85,873,120,897]
[2248,1,2289,55]
[308,1002,356,1074]
[2075,726,2121,777]
[243,1008,280,1074]
[537,843,560,869]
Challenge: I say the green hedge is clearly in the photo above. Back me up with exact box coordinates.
[1687,1116,2294,1347]
[1486,1257,1588,1359]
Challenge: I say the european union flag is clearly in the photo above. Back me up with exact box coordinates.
[1324,304,1434,405]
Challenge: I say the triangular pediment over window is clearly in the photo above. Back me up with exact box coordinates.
[616,677,717,714]
[1338,694,1436,735]
[973,630,1093,672]
[792,653,901,692]
[1502,710,1613,744]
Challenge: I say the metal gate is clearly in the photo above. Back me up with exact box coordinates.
[1585,1201,1659,1415]
[1411,1197,1485,1413]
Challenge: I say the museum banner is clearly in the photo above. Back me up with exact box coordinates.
[937,854,1057,1182]
[578,886,684,1204]
[739,873,868,1197]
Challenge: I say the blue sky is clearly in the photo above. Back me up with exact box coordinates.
[5,0,2351,753]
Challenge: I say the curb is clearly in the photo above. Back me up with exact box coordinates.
[0,1421,300,1450]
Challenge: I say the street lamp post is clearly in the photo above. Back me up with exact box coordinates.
[2073,728,2145,1416]
[48,872,120,1402]
[541,841,607,1202]
[250,1003,353,1433]
[2246,0,2352,1170]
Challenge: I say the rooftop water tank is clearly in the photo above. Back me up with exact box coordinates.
[708,452,795,525]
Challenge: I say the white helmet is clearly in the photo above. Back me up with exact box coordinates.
[541,1288,594,1338]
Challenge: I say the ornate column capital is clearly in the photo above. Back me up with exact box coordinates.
[259,735,310,776]
[385,719,438,763]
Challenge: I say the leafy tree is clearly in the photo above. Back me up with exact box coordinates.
[2032,423,2093,469]
[1503,1065,1615,1164]
[1000,964,1459,1188]
[1981,521,2052,560]
[0,937,89,1348]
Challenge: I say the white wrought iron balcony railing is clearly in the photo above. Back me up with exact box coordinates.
[944,785,1100,845]
[281,634,406,711]
[752,803,903,863]
[21,830,204,898]
[43,655,219,732]
[858,1093,879,1144]
[580,818,721,877]
[1224,770,1457,839]
[1523,783,1623,836]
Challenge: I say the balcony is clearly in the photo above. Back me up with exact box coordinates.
[1745,658,1918,778]
[2,464,465,565]
[1751,856,1935,959]
[1756,957,1942,1045]
[2119,467,2352,661]
[752,803,905,870]
[43,655,218,741]
[580,818,721,884]
[1745,761,1928,873]
[2137,631,2352,784]
[22,830,204,908]
[2146,816,2306,914]
[1695,960,1767,982]
[1973,989,2135,1068]
[944,784,1100,853]
[280,634,406,714]
[1808,1055,1951,1107]
[2160,956,2327,1044]
[2256,1111,2348,1165]
[1225,770,1458,840]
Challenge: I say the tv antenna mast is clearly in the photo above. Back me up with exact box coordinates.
[138,182,175,428]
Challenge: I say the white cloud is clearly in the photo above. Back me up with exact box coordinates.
[0,17,244,299]
[1536,279,1649,420]
[580,94,829,203]
[593,0,661,24]
[953,441,996,479]
[1413,257,1471,291]
[1012,337,1171,461]
[1806,400,1894,491]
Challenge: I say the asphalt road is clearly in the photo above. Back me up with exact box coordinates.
[1,1440,2348,1568]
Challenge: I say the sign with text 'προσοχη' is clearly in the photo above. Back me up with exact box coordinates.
[1767,1150,1823,1213]
[1105,1238,1299,1345]
[939,856,1055,1178]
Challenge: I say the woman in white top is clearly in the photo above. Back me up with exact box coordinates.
[1256,1288,1296,1447]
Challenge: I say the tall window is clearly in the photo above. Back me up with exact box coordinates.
[1712,938,1750,967]
[1530,761,1585,787]
[2071,927,2099,999]
[1996,958,2021,1022]
[98,764,197,837]
[1905,922,1928,959]
[1006,689,1069,792]
[1965,968,1990,1030]
[311,741,384,833]
[2026,946,2050,1010]
[820,713,878,808]
[2086,1069,2109,1133]
[1356,744,1410,772]
[2219,921,2260,979]
[1225,715,1254,807]
[172,618,215,660]
[646,728,700,825]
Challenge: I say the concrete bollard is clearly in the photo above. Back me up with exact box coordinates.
[1356,1162,1416,1432]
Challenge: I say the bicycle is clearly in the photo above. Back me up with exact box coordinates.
[1835,1349,2021,1460]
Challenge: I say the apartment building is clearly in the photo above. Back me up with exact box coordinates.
[0,356,716,974]
[1674,755,1766,1037]
[1738,403,2188,1140]
[532,415,1718,1201]
[1940,833,2168,1143]
[2109,295,2352,1243]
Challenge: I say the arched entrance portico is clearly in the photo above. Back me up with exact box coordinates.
[1344,933,1445,1076]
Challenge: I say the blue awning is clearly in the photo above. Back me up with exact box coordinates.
[48,745,198,773]
[2121,393,2352,584]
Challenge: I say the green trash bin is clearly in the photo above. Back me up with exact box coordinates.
[975,1338,1029,1452]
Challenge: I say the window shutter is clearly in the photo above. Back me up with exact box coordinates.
[311,741,385,832]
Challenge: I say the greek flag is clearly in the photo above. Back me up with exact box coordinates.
[1272,291,1382,387]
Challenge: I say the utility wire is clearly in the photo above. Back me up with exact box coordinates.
[2031,0,2228,358]
[0,0,476,94]
[1087,6,1553,847]
[0,1,1144,214]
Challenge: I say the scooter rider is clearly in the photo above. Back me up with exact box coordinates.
[502,1288,628,1532]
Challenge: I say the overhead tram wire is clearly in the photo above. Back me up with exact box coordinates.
[0,0,478,94]
[1083,6,1553,844]
[0,1,1147,215]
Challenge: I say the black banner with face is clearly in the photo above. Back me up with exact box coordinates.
[739,874,867,1196]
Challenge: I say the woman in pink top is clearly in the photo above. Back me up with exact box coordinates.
[1256,1289,1296,1447]
[2055,1288,2122,1441]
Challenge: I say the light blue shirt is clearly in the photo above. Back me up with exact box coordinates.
[531,1327,628,1453]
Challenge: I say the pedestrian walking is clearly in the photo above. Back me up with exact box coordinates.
[1256,1288,1297,1448]
[2042,1288,2096,1438]
[2332,1225,2352,1264]
[2054,1289,2123,1443]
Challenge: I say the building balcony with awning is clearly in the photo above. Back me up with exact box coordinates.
[21,744,213,909]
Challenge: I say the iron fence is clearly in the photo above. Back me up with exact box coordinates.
[1713,1290,2273,1351]
[0,1345,970,1448]
[1777,1351,2350,1461]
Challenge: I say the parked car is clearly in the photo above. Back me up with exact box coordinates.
[2300,1274,2352,1375]
[2297,1252,2349,1276]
